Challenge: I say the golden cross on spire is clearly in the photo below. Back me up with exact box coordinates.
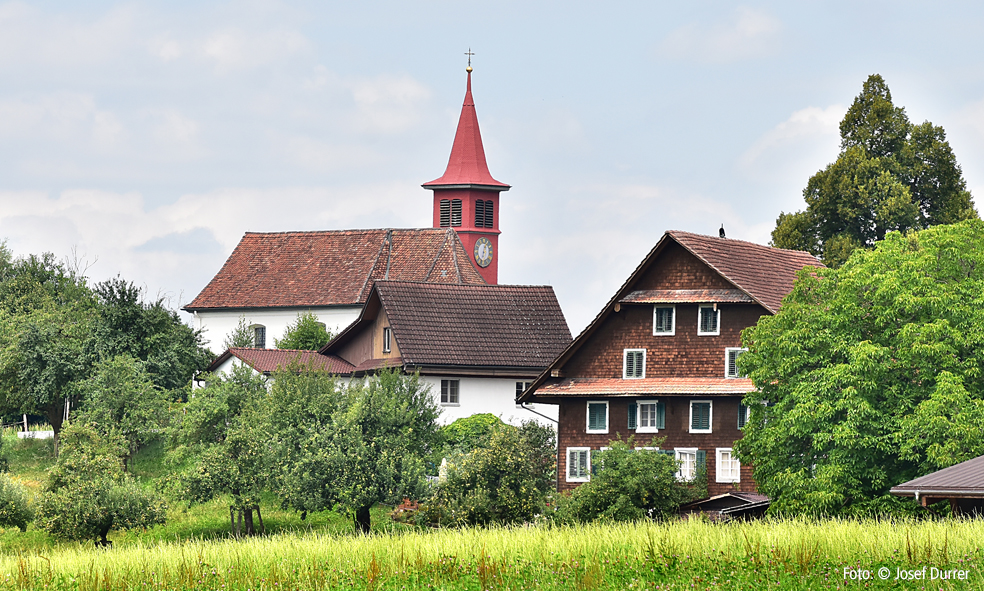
[465,48,474,72]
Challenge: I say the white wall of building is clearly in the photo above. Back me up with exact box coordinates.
[419,375,558,428]
[191,307,361,353]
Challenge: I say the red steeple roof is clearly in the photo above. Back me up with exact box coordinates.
[423,69,510,190]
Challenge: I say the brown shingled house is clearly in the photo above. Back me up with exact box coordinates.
[319,280,572,425]
[518,230,821,497]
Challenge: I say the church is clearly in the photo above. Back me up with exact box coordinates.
[187,65,573,425]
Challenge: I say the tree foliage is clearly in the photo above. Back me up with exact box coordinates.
[0,474,33,532]
[35,423,167,545]
[772,74,977,267]
[170,365,269,536]
[737,220,984,515]
[275,312,333,350]
[553,438,694,523]
[78,355,171,469]
[223,316,256,350]
[420,421,556,526]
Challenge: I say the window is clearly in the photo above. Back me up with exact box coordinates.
[441,379,459,405]
[623,349,646,379]
[690,400,712,433]
[515,381,532,408]
[439,199,462,227]
[698,305,720,335]
[567,447,591,482]
[382,327,392,353]
[675,448,696,481]
[716,448,741,483]
[726,347,747,378]
[475,199,494,228]
[635,400,665,433]
[586,401,608,433]
[653,306,675,335]
[738,403,749,429]
[252,325,266,348]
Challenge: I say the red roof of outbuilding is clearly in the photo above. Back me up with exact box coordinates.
[208,347,355,375]
[185,228,486,311]
[423,70,509,190]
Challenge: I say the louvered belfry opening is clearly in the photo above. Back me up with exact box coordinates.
[450,199,462,227]
[439,200,450,227]
[474,199,494,228]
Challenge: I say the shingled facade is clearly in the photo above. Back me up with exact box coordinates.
[519,231,821,495]
[321,281,572,425]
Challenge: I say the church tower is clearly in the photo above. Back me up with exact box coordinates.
[423,64,509,285]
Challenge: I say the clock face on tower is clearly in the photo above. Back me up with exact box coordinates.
[474,237,493,268]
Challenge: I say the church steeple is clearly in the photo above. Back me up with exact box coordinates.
[424,61,508,285]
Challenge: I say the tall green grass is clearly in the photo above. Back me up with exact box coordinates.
[1,518,981,590]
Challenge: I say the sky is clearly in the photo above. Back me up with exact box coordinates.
[2,1,984,337]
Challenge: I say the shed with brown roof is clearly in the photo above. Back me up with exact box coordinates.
[891,455,984,515]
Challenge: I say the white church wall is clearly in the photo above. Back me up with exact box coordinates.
[419,375,558,428]
[192,307,361,353]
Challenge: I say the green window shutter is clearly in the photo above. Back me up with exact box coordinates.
[657,449,674,457]
[588,403,607,431]
[738,403,748,429]
[692,402,710,430]
[628,403,637,429]
[656,402,666,429]
[568,449,578,479]
[696,449,706,469]
[591,449,602,475]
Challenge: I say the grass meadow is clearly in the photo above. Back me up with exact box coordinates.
[2,430,983,589]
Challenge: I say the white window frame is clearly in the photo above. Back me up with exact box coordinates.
[689,399,713,434]
[382,327,392,353]
[515,381,532,408]
[675,447,698,482]
[440,379,460,406]
[634,446,659,451]
[716,447,741,483]
[697,305,720,336]
[623,348,646,379]
[725,347,747,378]
[652,305,676,336]
[566,447,591,482]
[636,399,660,433]
[585,400,609,434]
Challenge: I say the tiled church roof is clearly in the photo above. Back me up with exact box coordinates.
[669,231,822,314]
[185,228,486,311]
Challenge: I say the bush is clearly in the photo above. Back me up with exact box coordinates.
[440,413,503,453]
[418,421,556,526]
[35,423,167,545]
[0,474,33,531]
[552,438,695,523]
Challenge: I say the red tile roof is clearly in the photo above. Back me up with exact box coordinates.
[209,347,355,374]
[325,281,572,369]
[184,228,486,311]
[669,231,822,314]
[891,455,984,496]
[533,377,755,397]
[620,289,754,305]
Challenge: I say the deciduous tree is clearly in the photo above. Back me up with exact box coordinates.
[275,312,333,350]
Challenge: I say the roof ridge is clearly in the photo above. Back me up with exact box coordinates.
[667,230,818,257]
[242,227,447,237]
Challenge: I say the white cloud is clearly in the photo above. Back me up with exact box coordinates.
[738,104,845,186]
[0,93,127,149]
[201,27,311,71]
[348,74,432,134]
[151,110,200,145]
[658,7,783,64]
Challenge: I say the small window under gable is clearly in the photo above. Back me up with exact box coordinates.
[690,400,712,433]
[586,401,608,433]
[698,305,720,335]
[653,306,675,335]
[623,349,646,379]
[382,327,392,353]
[726,347,747,378]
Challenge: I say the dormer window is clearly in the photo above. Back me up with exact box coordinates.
[382,327,392,353]
[698,305,720,336]
[252,325,266,348]
[653,306,675,335]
